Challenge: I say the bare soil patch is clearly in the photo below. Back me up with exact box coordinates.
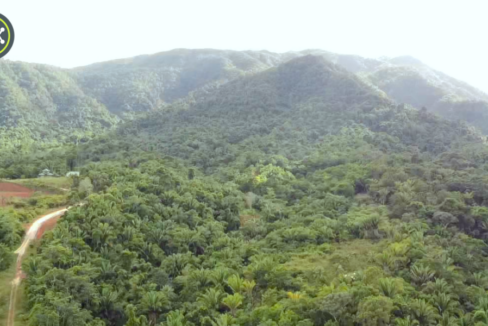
[0,183,35,206]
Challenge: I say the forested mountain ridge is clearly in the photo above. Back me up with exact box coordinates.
[75,48,488,125]
[361,55,488,103]
[2,54,483,179]
[73,49,286,117]
[95,55,483,170]
[1,48,487,151]
[0,61,118,149]
[357,57,488,133]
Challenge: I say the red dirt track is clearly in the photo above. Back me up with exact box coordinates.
[35,215,62,239]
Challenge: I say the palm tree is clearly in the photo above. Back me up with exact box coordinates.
[210,267,230,287]
[242,280,256,303]
[376,251,395,272]
[198,288,225,311]
[99,287,119,318]
[164,254,189,277]
[125,304,149,326]
[27,257,40,275]
[473,273,488,289]
[474,297,488,325]
[190,269,212,289]
[140,291,169,325]
[425,278,452,295]
[410,265,435,287]
[100,260,117,280]
[431,293,460,315]
[411,299,438,326]
[93,222,114,248]
[222,293,243,317]
[457,312,473,326]
[438,313,457,326]
[395,316,419,326]
[379,278,398,298]
[209,314,237,326]
[123,225,136,241]
[226,275,244,294]
[163,310,187,326]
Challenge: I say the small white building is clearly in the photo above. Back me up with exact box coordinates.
[38,169,54,178]
[66,171,80,177]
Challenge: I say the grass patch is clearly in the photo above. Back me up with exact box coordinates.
[0,249,35,326]
[14,283,29,326]
[10,177,73,193]
[284,239,387,279]
[0,178,72,222]
[0,196,69,225]
[0,261,16,324]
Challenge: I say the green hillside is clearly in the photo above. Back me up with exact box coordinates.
[73,49,488,134]
[2,49,488,153]
[73,49,285,117]
[12,55,488,326]
[87,56,480,168]
[0,61,118,149]
[358,58,488,133]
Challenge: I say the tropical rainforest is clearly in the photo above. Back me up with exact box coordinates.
[2,49,488,326]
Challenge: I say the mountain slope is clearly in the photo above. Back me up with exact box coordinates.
[354,56,488,132]
[0,61,118,149]
[1,47,487,158]
[83,55,483,173]
[73,49,286,117]
[75,48,488,133]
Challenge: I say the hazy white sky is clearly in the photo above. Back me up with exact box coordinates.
[2,0,487,92]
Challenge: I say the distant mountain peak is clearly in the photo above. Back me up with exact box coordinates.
[388,55,424,66]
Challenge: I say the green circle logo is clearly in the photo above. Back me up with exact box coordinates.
[0,14,14,58]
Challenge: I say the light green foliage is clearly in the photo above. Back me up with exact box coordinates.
[199,288,226,311]
[344,206,390,239]
[139,291,170,325]
[222,293,243,316]
[78,177,94,196]
[357,296,394,326]
[226,275,244,294]
[162,310,189,326]
[124,304,149,326]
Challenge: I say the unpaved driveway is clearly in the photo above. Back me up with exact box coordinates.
[7,207,70,326]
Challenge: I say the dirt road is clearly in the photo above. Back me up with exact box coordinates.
[7,207,70,326]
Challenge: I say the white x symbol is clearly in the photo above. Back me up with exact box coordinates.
[0,27,4,44]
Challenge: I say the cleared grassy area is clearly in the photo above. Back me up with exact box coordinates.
[11,262,30,326]
[0,250,33,326]
[0,261,16,324]
[284,239,387,280]
[9,177,73,193]
[13,284,29,326]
